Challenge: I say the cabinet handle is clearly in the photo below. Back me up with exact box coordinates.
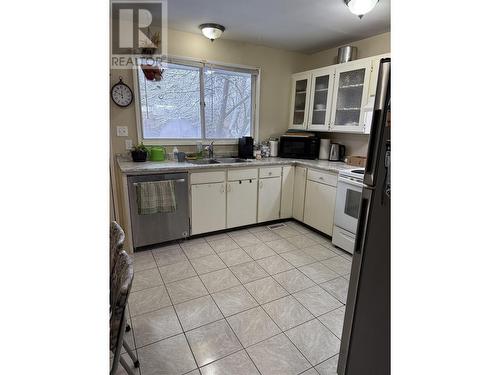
[319,177,324,180]
[268,172,272,176]
[220,185,225,193]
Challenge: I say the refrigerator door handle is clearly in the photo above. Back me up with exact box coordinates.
[364,58,390,187]
[354,191,371,254]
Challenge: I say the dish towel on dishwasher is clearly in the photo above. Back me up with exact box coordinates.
[135,180,177,215]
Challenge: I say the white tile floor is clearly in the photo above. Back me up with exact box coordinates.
[116,221,352,375]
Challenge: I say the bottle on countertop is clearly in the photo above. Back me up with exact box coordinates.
[173,147,179,161]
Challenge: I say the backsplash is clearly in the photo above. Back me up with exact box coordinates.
[317,132,370,157]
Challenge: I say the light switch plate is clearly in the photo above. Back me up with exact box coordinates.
[117,126,128,137]
[125,139,133,150]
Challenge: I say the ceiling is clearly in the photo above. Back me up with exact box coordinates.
[167,0,390,53]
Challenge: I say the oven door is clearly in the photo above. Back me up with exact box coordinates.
[335,177,364,234]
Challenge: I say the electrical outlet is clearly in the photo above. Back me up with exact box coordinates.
[117,126,128,137]
[125,139,133,150]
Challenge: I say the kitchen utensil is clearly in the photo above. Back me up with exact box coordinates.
[319,139,331,160]
[176,152,186,162]
[337,46,358,64]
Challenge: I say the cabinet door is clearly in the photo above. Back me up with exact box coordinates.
[292,166,307,221]
[303,180,336,236]
[191,183,226,235]
[330,60,372,133]
[368,53,391,98]
[307,67,335,132]
[280,166,294,219]
[227,179,258,228]
[258,177,282,223]
[289,72,311,130]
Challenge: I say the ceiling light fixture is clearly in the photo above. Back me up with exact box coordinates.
[344,0,379,19]
[199,23,225,41]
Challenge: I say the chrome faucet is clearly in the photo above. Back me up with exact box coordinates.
[205,141,215,159]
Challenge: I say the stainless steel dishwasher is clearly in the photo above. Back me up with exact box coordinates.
[127,173,189,249]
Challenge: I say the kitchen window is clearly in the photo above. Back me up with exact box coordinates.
[135,58,259,143]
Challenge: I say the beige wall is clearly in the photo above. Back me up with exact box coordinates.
[111,28,309,156]
[110,30,390,224]
[299,32,390,71]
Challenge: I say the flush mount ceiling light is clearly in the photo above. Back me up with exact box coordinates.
[199,23,225,41]
[344,0,379,18]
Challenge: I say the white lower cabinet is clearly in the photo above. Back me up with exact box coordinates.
[227,179,258,228]
[280,166,294,219]
[191,182,226,235]
[258,176,282,222]
[292,166,307,221]
[303,179,336,236]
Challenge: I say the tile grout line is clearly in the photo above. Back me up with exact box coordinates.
[152,247,200,375]
[130,223,350,373]
[187,239,264,375]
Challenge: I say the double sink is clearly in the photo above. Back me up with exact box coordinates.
[189,157,251,165]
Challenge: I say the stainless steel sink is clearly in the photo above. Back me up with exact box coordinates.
[189,157,251,165]
[215,158,250,163]
[189,159,220,165]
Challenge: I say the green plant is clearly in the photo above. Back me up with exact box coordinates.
[132,142,148,153]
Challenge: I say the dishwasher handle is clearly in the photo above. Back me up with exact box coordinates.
[133,178,185,186]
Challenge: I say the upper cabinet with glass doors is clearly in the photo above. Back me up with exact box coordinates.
[288,72,311,130]
[287,53,389,134]
[330,59,372,133]
[307,66,335,132]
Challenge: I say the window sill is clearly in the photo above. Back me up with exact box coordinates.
[141,139,240,146]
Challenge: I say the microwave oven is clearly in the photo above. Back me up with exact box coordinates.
[279,134,319,159]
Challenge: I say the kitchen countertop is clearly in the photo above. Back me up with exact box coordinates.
[117,156,356,175]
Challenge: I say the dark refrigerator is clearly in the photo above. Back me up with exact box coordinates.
[337,58,391,375]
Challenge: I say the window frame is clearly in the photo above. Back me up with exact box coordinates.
[133,55,260,146]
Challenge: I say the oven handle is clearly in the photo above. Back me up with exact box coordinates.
[338,176,364,189]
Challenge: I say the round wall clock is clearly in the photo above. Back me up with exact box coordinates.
[111,77,133,107]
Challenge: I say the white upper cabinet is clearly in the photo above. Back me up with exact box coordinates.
[330,59,372,134]
[307,67,335,132]
[289,72,311,130]
[368,53,391,98]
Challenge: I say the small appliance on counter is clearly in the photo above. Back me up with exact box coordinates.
[279,132,319,159]
[269,139,279,157]
[149,146,166,161]
[238,136,254,159]
[329,143,346,161]
[319,139,331,160]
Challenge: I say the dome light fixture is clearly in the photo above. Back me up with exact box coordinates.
[344,0,379,19]
[199,23,226,42]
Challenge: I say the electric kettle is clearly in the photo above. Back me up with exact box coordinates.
[329,143,346,161]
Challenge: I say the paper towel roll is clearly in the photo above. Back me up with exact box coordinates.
[319,139,330,160]
[270,140,279,157]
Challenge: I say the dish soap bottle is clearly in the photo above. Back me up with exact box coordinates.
[173,147,179,161]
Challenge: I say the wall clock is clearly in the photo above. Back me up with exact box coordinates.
[111,77,133,107]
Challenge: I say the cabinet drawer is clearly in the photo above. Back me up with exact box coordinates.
[307,169,337,187]
[228,168,258,181]
[190,171,226,184]
[259,167,282,179]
